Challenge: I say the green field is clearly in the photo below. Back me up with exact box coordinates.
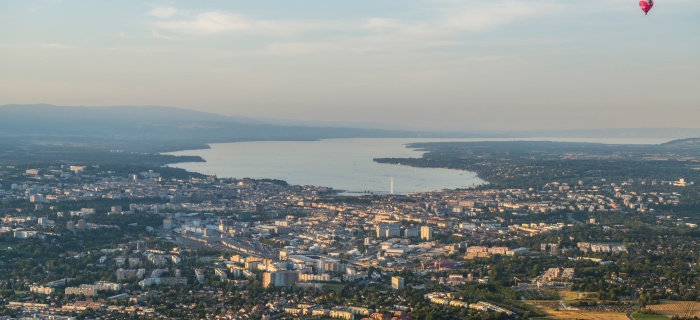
[198,256,216,262]
[326,283,345,291]
[632,313,670,320]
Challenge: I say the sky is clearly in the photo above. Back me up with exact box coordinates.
[1,0,699,131]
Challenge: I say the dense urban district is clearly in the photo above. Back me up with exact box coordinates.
[3,139,700,319]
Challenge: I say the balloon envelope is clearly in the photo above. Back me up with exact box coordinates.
[639,0,654,14]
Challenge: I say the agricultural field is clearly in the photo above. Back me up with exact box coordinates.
[527,301,629,320]
[631,312,669,319]
[527,291,635,320]
[519,289,560,300]
[644,301,700,318]
[557,290,597,301]
[540,310,629,320]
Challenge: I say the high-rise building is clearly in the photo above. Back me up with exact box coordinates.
[215,268,227,281]
[262,272,273,288]
[420,226,433,241]
[403,227,419,238]
[195,269,205,284]
[30,194,44,203]
[392,276,405,290]
[262,271,299,288]
[76,219,86,231]
[376,224,401,238]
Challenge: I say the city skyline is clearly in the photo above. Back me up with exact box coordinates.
[1,0,699,130]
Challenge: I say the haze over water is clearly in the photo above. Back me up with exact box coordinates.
[167,137,672,194]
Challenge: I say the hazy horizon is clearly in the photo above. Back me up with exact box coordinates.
[1,1,699,131]
[7,103,700,136]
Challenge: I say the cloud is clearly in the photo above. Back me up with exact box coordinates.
[442,1,559,33]
[0,43,75,49]
[154,11,256,35]
[148,1,562,52]
[150,6,180,19]
[150,28,177,40]
[150,1,558,39]
[39,43,75,49]
[281,1,560,55]
[363,1,561,39]
[152,11,337,37]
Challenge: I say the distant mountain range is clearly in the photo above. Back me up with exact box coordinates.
[0,104,493,152]
[2,104,699,152]
[0,104,423,138]
[505,128,700,139]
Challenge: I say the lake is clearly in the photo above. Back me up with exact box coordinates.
[165,137,673,195]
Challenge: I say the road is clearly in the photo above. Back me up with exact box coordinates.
[627,292,640,320]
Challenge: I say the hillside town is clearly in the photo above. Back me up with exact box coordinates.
[0,164,697,319]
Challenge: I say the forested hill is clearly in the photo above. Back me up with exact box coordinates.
[660,137,700,148]
[0,104,484,165]
[0,104,437,149]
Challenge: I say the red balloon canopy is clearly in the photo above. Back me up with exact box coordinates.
[639,0,654,15]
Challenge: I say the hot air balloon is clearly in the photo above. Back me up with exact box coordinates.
[639,0,654,15]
